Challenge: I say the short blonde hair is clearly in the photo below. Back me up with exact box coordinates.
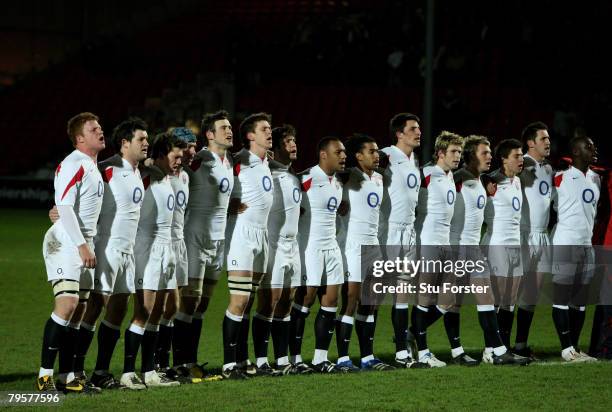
[433,131,464,161]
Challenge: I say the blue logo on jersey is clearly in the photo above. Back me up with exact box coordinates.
[167,194,175,211]
[219,177,230,193]
[97,181,104,197]
[132,187,143,203]
[327,197,338,212]
[292,187,301,203]
[176,190,186,207]
[539,180,550,196]
[582,188,595,204]
[367,192,380,208]
[407,173,418,189]
[262,176,272,192]
[447,190,455,205]
[477,195,485,209]
[512,196,521,211]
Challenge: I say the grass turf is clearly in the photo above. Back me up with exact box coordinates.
[0,208,611,411]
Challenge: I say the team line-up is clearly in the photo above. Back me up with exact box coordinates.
[35,110,602,394]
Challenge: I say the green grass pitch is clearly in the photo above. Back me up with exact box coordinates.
[1,209,611,411]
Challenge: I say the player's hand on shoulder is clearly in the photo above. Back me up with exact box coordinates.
[49,205,59,223]
[337,200,349,216]
[78,243,96,268]
[228,197,248,215]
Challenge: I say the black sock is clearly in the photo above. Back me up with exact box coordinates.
[444,312,461,350]
[41,316,66,371]
[190,317,203,365]
[172,318,191,367]
[477,310,492,347]
[425,306,444,328]
[94,323,120,372]
[335,318,353,358]
[515,307,535,346]
[123,328,143,373]
[156,323,173,369]
[355,317,375,359]
[271,317,290,361]
[496,308,514,348]
[58,326,79,376]
[411,306,428,350]
[569,307,586,350]
[236,317,250,364]
[314,308,335,351]
[141,329,158,373]
[392,307,409,353]
[252,315,272,361]
[74,327,95,373]
[222,313,242,366]
[289,307,308,358]
[552,307,572,350]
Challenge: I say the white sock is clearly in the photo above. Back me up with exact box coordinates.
[312,349,328,365]
[276,356,289,366]
[396,350,409,360]
[451,346,465,358]
[128,323,145,335]
[361,354,374,363]
[484,347,493,355]
[290,354,303,364]
[256,357,269,368]
[58,372,75,384]
[337,356,350,364]
[223,362,236,371]
[38,368,54,378]
[493,346,507,356]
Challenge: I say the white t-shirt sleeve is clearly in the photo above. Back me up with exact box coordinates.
[57,204,86,246]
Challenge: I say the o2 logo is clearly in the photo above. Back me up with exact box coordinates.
[367,192,380,208]
[447,190,455,205]
[97,181,104,197]
[327,197,338,212]
[132,187,143,203]
[292,187,301,203]
[167,194,175,211]
[262,176,272,192]
[477,194,485,209]
[176,190,186,207]
[582,188,595,204]
[539,180,550,196]
[512,196,521,211]
[219,177,230,193]
[407,173,418,189]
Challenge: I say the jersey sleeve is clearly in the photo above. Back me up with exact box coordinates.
[55,160,85,206]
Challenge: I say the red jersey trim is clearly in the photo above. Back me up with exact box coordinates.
[60,165,85,200]
[302,178,312,192]
[554,173,563,188]
[103,167,113,183]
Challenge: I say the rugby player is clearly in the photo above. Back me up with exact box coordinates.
[289,137,346,373]
[336,134,394,371]
[378,113,424,368]
[515,122,554,359]
[120,132,185,388]
[551,136,600,362]
[413,131,470,367]
[38,112,105,393]
[481,139,524,349]
[222,113,274,379]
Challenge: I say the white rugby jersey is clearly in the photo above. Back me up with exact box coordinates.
[229,149,274,228]
[450,168,487,245]
[520,154,553,233]
[339,167,383,244]
[416,164,456,245]
[482,169,522,245]
[54,149,104,240]
[170,170,189,241]
[552,166,600,245]
[184,148,233,240]
[379,146,420,227]
[96,155,144,252]
[268,160,301,241]
[137,166,174,243]
[299,165,343,250]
